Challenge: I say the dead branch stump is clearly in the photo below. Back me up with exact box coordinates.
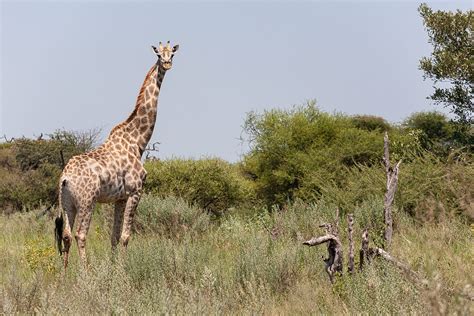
[383,132,401,249]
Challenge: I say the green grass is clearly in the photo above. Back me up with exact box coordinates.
[1,195,473,314]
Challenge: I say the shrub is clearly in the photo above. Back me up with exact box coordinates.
[241,101,422,206]
[311,150,473,222]
[404,112,452,141]
[396,151,473,221]
[14,129,99,171]
[144,158,255,215]
[0,163,61,212]
[350,115,391,132]
[403,111,473,154]
[133,195,210,238]
[23,237,57,274]
[0,142,61,212]
[0,129,99,212]
[403,111,454,154]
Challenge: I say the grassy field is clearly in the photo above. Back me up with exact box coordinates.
[1,195,472,314]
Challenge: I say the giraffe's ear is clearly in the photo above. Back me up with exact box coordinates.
[151,45,159,54]
[172,45,179,52]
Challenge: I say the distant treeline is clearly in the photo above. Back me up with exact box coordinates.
[1,103,472,222]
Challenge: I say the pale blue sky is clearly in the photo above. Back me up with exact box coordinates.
[0,1,471,161]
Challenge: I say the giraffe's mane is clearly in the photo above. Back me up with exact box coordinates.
[108,64,158,136]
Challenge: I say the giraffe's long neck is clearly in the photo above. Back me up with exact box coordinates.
[107,62,167,157]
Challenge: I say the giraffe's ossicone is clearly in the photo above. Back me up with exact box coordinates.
[55,42,179,268]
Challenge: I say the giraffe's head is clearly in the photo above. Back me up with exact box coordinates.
[152,41,179,71]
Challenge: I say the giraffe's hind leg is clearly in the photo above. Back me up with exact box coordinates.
[74,200,96,266]
[61,190,77,269]
[111,199,126,250]
[119,192,142,247]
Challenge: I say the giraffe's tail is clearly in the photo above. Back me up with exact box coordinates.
[54,214,64,256]
[54,179,67,256]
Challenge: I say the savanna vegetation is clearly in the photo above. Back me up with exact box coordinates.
[1,4,473,315]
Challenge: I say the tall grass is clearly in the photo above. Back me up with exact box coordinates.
[1,196,472,314]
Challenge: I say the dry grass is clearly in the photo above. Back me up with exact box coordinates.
[1,195,473,314]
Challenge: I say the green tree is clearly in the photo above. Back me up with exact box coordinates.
[418,4,473,123]
[243,101,387,206]
[14,129,100,171]
[242,101,425,207]
[144,158,255,215]
[350,115,391,132]
[403,111,454,155]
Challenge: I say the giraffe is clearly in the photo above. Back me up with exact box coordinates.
[54,41,179,268]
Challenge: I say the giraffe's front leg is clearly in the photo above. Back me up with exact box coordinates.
[119,191,142,247]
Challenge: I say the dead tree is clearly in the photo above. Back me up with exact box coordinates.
[303,234,343,283]
[347,214,354,274]
[144,141,160,160]
[358,132,403,270]
[304,133,417,285]
[383,132,401,249]
[303,210,343,283]
[302,134,471,299]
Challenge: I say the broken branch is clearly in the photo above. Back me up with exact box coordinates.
[347,214,354,274]
[374,247,422,282]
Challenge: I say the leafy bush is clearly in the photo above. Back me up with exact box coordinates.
[403,111,473,154]
[350,115,391,132]
[403,111,453,154]
[0,144,61,212]
[0,129,99,212]
[144,158,255,215]
[242,101,421,206]
[14,129,99,171]
[404,112,452,141]
[133,195,210,238]
[241,101,470,222]
[309,150,473,222]
[24,237,57,274]
[397,152,473,221]
[0,163,60,212]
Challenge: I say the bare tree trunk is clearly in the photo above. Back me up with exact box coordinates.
[383,132,401,249]
[347,214,354,274]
